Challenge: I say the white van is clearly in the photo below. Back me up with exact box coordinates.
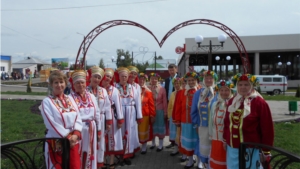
[255,75,287,95]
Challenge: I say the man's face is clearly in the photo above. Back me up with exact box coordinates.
[168,67,177,77]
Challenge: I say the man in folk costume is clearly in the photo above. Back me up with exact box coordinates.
[114,67,143,165]
[40,71,82,169]
[137,73,155,154]
[100,68,124,169]
[167,77,182,156]
[208,80,235,169]
[173,72,200,169]
[86,66,112,169]
[223,74,274,169]
[69,70,101,169]
[191,70,218,169]
[148,72,168,152]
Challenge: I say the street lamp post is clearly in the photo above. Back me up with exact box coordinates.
[111,55,125,68]
[195,34,227,70]
[215,55,231,80]
[278,61,291,95]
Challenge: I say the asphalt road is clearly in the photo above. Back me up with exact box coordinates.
[0,85,48,92]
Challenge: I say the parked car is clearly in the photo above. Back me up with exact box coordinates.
[255,75,287,95]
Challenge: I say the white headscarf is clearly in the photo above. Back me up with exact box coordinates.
[199,76,216,103]
[228,82,262,118]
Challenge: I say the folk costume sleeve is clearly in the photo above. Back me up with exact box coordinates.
[257,97,274,153]
[173,90,182,124]
[223,97,233,143]
[113,87,124,124]
[69,96,83,139]
[191,90,201,127]
[147,91,155,118]
[91,94,101,135]
[167,92,175,119]
[209,102,217,139]
[103,89,113,125]
[133,87,143,121]
[41,98,76,138]
[161,87,168,116]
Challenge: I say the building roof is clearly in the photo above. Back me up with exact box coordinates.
[13,57,50,65]
[12,63,37,69]
[147,63,165,68]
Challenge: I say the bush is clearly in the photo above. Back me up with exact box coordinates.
[296,84,300,98]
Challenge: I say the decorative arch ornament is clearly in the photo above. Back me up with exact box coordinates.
[75,19,251,73]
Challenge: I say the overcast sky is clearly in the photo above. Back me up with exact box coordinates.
[1,0,300,69]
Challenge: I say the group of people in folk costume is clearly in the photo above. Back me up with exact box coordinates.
[40,63,274,169]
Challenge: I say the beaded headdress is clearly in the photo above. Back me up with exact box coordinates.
[88,66,104,78]
[104,68,114,77]
[127,66,139,73]
[231,73,259,87]
[71,70,86,84]
[117,67,130,75]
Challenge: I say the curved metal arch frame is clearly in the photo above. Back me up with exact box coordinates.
[75,19,251,73]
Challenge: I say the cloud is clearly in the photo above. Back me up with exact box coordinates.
[121,37,140,50]
[292,12,300,16]
[1,32,16,37]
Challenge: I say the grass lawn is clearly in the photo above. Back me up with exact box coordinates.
[1,91,48,96]
[261,94,300,101]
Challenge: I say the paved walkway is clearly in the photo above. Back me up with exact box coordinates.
[1,94,299,168]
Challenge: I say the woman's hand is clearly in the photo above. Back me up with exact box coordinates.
[69,135,78,148]
[223,142,227,151]
[97,135,101,142]
[106,124,111,131]
[117,123,123,129]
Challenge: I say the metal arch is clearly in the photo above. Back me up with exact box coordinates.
[74,20,160,69]
[75,19,251,73]
[159,19,251,73]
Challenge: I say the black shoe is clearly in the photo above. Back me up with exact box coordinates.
[184,163,194,169]
[141,149,147,154]
[124,159,132,165]
[165,143,175,148]
[150,145,156,149]
[156,147,163,152]
[119,161,124,166]
[170,151,179,156]
[180,157,188,162]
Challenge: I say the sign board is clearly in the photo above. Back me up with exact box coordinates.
[175,46,183,54]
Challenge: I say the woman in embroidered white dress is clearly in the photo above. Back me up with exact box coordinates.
[86,66,112,169]
[208,80,235,169]
[114,67,143,166]
[70,70,101,169]
[41,71,82,169]
[100,68,124,169]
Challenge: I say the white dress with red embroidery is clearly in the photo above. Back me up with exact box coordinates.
[104,85,124,155]
[87,86,112,167]
[70,90,100,169]
[40,95,82,169]
[114,83,143,159]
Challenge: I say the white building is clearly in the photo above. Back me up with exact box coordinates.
[12,57,51,77]
[0,55,12,74]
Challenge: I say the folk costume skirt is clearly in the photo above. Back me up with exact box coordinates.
[153,110,166,138]
[138,115,153,144]
[210,140,226,169]
[180,123,198,156]
[169,117,177,142]
[226,146,261,169]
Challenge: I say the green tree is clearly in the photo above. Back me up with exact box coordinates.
[134,61,150,73]
[116,49,132,67]
[153,55,163,60]
[99,58,105,69]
